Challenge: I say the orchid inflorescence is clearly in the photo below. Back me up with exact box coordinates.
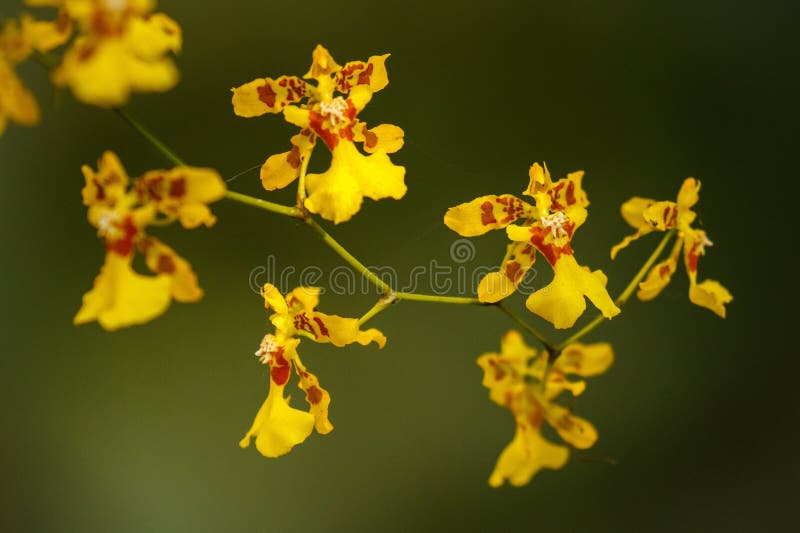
[1,1,732,487]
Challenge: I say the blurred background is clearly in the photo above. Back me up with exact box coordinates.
[1,0,796,531]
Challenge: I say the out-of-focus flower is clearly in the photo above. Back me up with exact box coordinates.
[477,330,613,487]
[74,151,225,330]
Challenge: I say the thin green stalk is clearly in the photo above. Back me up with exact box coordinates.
[304,217,393,295]
[297,151,311,207]
[114,108,186,166]
[555,229,677,351]
[224,190,303,218]
[496,301,557,353]
[358,294,398,326]
[395,292,483,305]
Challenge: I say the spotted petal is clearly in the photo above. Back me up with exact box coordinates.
[445,195,536,237]
[231,75,309,117]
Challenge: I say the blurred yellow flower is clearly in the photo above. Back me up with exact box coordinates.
[477,330,613,487]
[612,178,732,317]
[445,163,620,328]
[231,44,406,223]
[0,13,70,136]
[28,0,182,107]
[240,284,386,457]
[74,151,225,330]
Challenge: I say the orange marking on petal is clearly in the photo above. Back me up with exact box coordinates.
[269,347,291,386]
[312,316,329,337]
[505,261,523,283]
[529,226,573,266]
[481,201,497,225]
[156,254,176,274]
[168,177,186,198]
[258,83,277,108]
[306,385,323,405]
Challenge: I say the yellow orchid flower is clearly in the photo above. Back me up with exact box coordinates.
[240,283,386,457]
[231,44,406,224]
[612,178,733,317]
[28,0,182,107]
[0,14,70,136]
[445,163,620,329]
[477,330,614,487]
[74,151,225,330]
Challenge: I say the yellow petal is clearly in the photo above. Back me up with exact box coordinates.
[683,231,732,317]
[239,382,315,458]
[141,237,203,302]
[0,56,41,128]
[260,130,315,191]
[477,242,537,303]
[334,53,390,93]
[637,238,682,301]
[361,123,404,154]
[523,162,552,197]
[610,197,658,259]
[525,255,620,329]
[304,141,406,224]
[444,195,535,237]
[677,177,700,211]
[137,166,226,228]
[295,367,333,435]
[689,279,733,318]
[488,423,569,488]
[262,283,289,314]
[54,38,178,107]
[21,12,72,53]
[303,44,341,80]
[80,150,130,207]
[302,312,387,348]
[554,342,614,377]
[642,200,679,231]
[125,13,182,59]
[544,403,598,450]
[285,286,320,313]
[74,252,172,331]
[231,75,308,117]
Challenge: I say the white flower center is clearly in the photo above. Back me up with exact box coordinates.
[698,232,714,255]
[96,210,122,240]
[319,97,349,127]
[104,0,127,11]
[540,211,570,240]
[255,334,279,364]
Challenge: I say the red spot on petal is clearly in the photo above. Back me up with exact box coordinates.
[505,261,523,284]
[481,201,497,226]
[270,347,291,386]
[313,316,329,337]
[357,62,374,86]
[286,146,302,169]
[528,226,573,265]
[306,385,323,405]
[258,83,277,108]
[169,177,186,198]
[156,253,176,274]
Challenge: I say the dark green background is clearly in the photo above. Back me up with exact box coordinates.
[1,0,796,531]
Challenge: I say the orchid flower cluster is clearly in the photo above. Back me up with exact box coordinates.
[1,1,733,487]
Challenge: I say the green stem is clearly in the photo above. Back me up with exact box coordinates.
[304,217,393,295]
[358,294,398,326]
[395,292,483,305]
[297,151,311,207]
[114,108,186,166]
[496,301,557,353]
[224,190,303,218]
[555,229,677,351]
